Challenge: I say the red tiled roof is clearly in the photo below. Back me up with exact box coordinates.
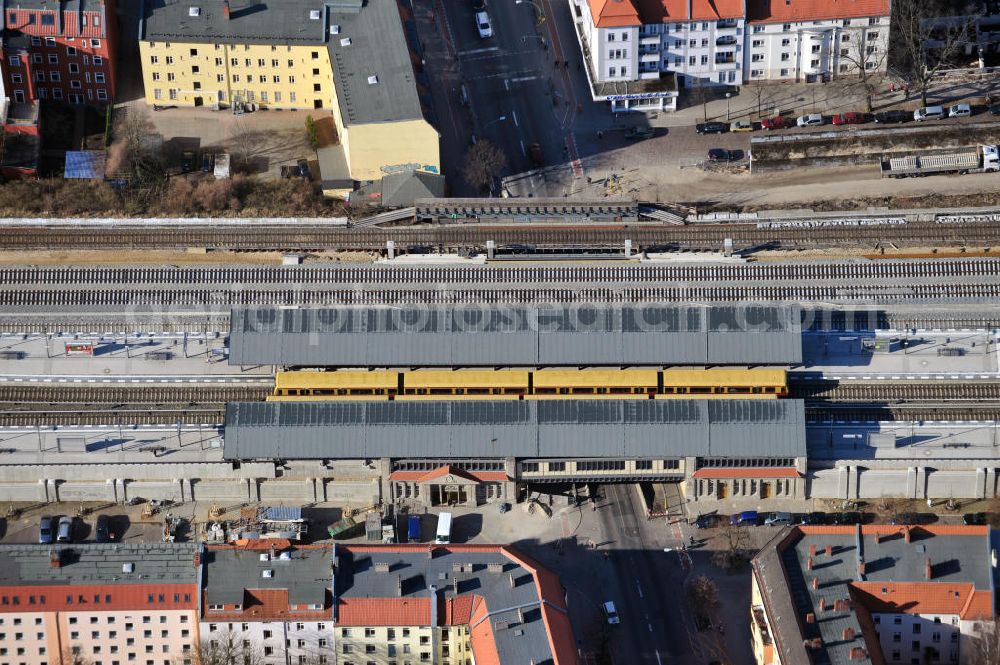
[337,597,431,626]
[692,467,800,479]
[0,584,198,613]
[586,0,641,28]
[747,0,890,24]
[851,582,993,620]
[469,599,501,665]
[444,594,478,625]
[636,0,743,23]
[203,588,331,621]
[388,466,509,483]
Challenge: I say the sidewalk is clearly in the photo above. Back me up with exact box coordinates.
[653,74,1000,127]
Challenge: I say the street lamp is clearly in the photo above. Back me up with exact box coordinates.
[515,0,545,25]
[726,91,732,122]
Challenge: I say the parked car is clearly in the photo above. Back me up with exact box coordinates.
[796,113,825,127]
[475,11,493,38]
[57,516,73,543]
[914,105,945,121]
[200,153,214,172]
[603,601,621,625]
[528,142,544,166]
[874,110,912,123]
[948,103,972,118]
[891,512,937,526]
[180,151,195,173]
[800,511,827,525]
[95,515,112,543]
[407,515,421,542]
[730,510,759,526]
[761,116,791,130]
[764,511,793,526]
[694,513,721,529]
[831,512,863,525]
[729,120,753,132]
[832,112,872,125]
[708,148,743,162]
[39,516,53,544]
[963,512,987,526]
[990,102,1000,116]
[695,121,728,134]
[296,158,312,180]
[625,126,654,140]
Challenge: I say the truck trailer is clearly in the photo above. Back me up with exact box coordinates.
[880,145,1000,177]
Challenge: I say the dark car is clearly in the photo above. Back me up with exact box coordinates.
[730,510,760,526]
[708,148,743,162]
[296,158,312,180]
[796,512,827,525]
[963,512,987,526]
[95,515,112,543]
[200,153,214,172]
[891,512,937,526]
[39,516,53,544]
[832,112,873,125]
[991,103,1000,116]
[528,142,544,166]
[694,514,720,529]
[181,150,195,173]
[625,126,654,140]
[874,110,912,123]
[695,121,728,134]
[761,116,790,130]
[831,511,863,525]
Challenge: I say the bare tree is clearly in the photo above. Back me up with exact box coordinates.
[892,0,981,106]
[462,140,507,194]
[189,630,266,665]
[106,108,164,187]
[686,575,720,616]
[970,619,1000,665]
[712,522,751,571]
[747,79,775,119]
[228,119,260,173]
[62,646,95,665]
[838,26,889,112]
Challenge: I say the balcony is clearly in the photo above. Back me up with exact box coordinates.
[717,18,738,29]
[641,52,659,63]
[640,35,660,46]
[639,71,662,80]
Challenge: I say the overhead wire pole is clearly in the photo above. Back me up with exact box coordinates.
[515,0,545,25]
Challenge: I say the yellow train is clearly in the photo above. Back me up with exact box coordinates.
[268,368,788,401]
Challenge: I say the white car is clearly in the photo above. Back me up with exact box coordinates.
[796,113,825,127]
[603,601,621,625]
[476,11,493,38]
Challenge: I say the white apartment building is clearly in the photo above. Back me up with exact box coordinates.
[571,0,892,111]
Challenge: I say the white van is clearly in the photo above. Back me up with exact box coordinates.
[949,103,971,118]
[914,105,945,121]
[435,512,452,544]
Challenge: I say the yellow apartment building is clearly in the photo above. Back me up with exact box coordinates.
[138,0,440,188]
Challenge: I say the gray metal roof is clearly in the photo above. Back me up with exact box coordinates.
[0,543,198,586]
[336,545,558,663]
[203,545,331,606]
[753,527,994,665]
[223,399,806,460]
[327,0,424,125]
[141,0,328,44]
[228,305,802,366]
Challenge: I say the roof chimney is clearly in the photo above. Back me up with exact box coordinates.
[843,627,855,640]
[858,561,866,575]
[926,558,932,580]
[805,612,815,624]
[850,647,868,660]
[193,552,201,568]
[396,574,403,597]
[49,550,61,568]
[825,545,833,556]
[809,544,817,557]
[811,577,819,590]
[509,572,515,588]
[806,556,814,571]
[817,597,826,612]
[223,0,231,19]
[904,527,912,543]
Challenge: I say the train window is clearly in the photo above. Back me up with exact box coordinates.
[536,388,556,394]
[560,388,571,395]
[688,387,712,394]
[430,388,453,395]
[751,387,762,393]
[467,388,489,395]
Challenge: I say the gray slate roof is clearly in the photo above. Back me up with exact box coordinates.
[0,543,198,586]
[337,546,557,664]
[228,304,802,366]
[223,399,806,460]
[203,545,331,606]
[141,0,328,44]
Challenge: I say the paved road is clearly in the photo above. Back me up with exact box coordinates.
[597,483,696,664]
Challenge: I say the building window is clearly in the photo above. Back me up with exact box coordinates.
[782,23,791,31]
[91,39,100,47]
[11,73,22,83]
[7,55,20,67]
[192,65,200,73]
[635,460,653,471]
[311,50,319,58]
[67,46,77,56]
[45,36,56,46]
[69,63,80,73]
[150,55,159,64]
[50,72,61,82]
[152,72,160,81]
[166,55,174,65]
[217,74,224,82]
[168,89,176,100]
[167,73,175,81]
[751,53,763,62]
[289,92,296,102]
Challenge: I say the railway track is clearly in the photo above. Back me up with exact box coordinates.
[0,409,225,426]
[807,404,1000,421]
[0,220,998,251]
[1,283,997,308]
[0,384,271,404]
[1,259,998,287]
[794,381,1000,401]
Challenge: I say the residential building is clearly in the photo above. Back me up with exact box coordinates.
[751,525,997,665]
[571,0,891,111]
[744,0,891,84]
[199,540,334,665]
[139,0,440,191]
[334,544,578,665]
[1,0,118,105]
[0,543,200,665]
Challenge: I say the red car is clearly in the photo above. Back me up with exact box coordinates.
[761,116,790,130]
[832,112,873,125]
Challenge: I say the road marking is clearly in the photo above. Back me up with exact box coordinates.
[457,46,500,56]
[512,110,519,127]
[648,623,653,633]
[655,651,663,665]
[509,75,540,83]
[520,140,526,156]
[635,580,643,599]
[565,132,584,178]
[504,78,510,91]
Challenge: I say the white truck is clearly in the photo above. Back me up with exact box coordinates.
[880,144,1000,178]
